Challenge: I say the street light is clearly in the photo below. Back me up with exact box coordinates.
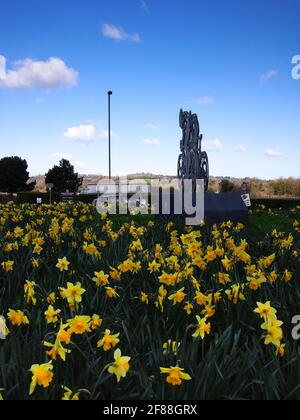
[108,91,113,179]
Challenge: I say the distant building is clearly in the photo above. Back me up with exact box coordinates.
[82,182,150,195]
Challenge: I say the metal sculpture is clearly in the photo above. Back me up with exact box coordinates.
[177,109,209,191]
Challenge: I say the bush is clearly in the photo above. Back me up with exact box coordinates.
[75,194,98,203]
[17,192,99,205]
[251,198,300,209]
[16,192,300,210]
[16,192,61,204]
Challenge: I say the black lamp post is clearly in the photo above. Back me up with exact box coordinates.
[108,91,113,179]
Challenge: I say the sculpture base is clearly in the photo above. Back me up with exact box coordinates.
[204,193,248,225]
[155,192,248,225]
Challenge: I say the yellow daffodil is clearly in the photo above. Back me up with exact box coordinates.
[57,324,72,345]
[158,285,167,298]
[148,260,161,273]
[24,280,37,305]
[105,287,119,298]
[31,257,40,268]
[254,302,277,321]
[268,271,278,284]
[218,272,231,285]
[246,264,257,275]
[67,316,91,335]
[192,257,207,270]
[44,305,61,324]
[225,285,246,304]
[130,239,143,252]
[192,315,211,339]
[91,314,103,330]
[108,348,131,382]
[60,282,85,308]
[160,366,191,386]
[56,257,70,272]
[247,274,266,290]
[163,340,181,355]
[44,340,70,362]
[261,318,283,348]
[264,253,276,268]
[190,277,200,291]
[118,259,135,273]
[109,267,121,281]
[140,292,149,304]
[201,305,215,318]
[283,270,293,283]
[13,226,23,238]
[97,329,120,351]
[62,386,80,400]
[92,270,109,286]
[221,255,233,272]
[7,309,29,326]
[194,291,207,306]
[47,292,56,305]
[168,288,186,305]
[83,242,99,256]
[159,272,177,287]
[1,260,14,272]
[184,301,193,315]
[276,343,286,358]
[29,361,54,395]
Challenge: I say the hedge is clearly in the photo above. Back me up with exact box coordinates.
[74,194,98,203]
[16,192,98,204]
[16,192,60,204]
[251,198,300,209]
[15,192,300,209]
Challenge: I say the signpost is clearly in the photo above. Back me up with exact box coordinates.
[46,183,54,205]
[241,182,251,207]
[61,190,75,203]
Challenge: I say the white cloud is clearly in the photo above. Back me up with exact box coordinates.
[264,148,283,157]
[143,138,161,145]
[64,125,96,143]
[234,144,246,152]
[146,123,160,132]
[196,96,214,105]
[52,152,73,161]
[260,69,278,85]
[203,139,223,152]
[101,23,142,43]
[0,57,78,90]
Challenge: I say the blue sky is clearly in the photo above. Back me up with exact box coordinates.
[0,0,299,179]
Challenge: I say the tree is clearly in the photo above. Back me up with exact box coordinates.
[220,179,235,193]
[45,159,82,193]
[0,156,35,194]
